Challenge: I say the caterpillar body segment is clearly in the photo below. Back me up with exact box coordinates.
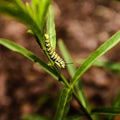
[45,34,65,68]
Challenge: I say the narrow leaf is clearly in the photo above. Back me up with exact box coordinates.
[92,107,120,115]
[46,5,56,50]
[39,0,52,32]
[58,39,76,77]
[25,2,33,19]
[72,31,120,86]
[0,2,43,49]
[54,88,72,120]
[13,0,25,10]
[109,91,120,120]
[0,39,58,80]
[77,59,120,75]
[31,0,42,26]
[58,40,89,110]
[94,60,120,75]
[0,2,36,29]
[112,91,120,108]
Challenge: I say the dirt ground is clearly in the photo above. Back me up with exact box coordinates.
[0,0,120,120]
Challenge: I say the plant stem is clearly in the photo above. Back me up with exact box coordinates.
[73,91,93,120]
[36,26,92,120]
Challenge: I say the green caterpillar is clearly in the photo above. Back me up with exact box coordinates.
[45,34,65,68]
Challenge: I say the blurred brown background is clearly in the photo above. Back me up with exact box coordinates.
[0,0,120,120]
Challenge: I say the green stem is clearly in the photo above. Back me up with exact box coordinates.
[73,91,93,120]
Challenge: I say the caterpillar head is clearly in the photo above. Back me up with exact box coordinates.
[45,34,49,39]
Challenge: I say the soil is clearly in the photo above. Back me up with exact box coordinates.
[0,0,120,120]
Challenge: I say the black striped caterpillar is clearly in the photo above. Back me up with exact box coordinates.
[45,34,65,68]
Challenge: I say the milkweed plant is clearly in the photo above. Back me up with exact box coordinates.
[0,0,120,120]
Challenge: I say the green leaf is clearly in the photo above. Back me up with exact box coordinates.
[58,39,76,77]
[93,60,120,75]
[46,5,56,50]
[72,31,120,86]
[77,59,120,75]
[92,107,120,115]
[76,59,120,76]
[58,40,89,109]
[25,2,33,19]
[0,38,59,80]
[32,0,41,15]
[54,88,72,120]
[112,91,120,108]
[13,0,25,10]
[22,114,50,120]
[58,40,94,118]
[31,0,42,26]
[109,91,120,120]
[39,0,52,32]
[0,1,45,53]
[0,2,37,29]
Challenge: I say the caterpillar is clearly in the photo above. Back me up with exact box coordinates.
[45,34,65,68]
